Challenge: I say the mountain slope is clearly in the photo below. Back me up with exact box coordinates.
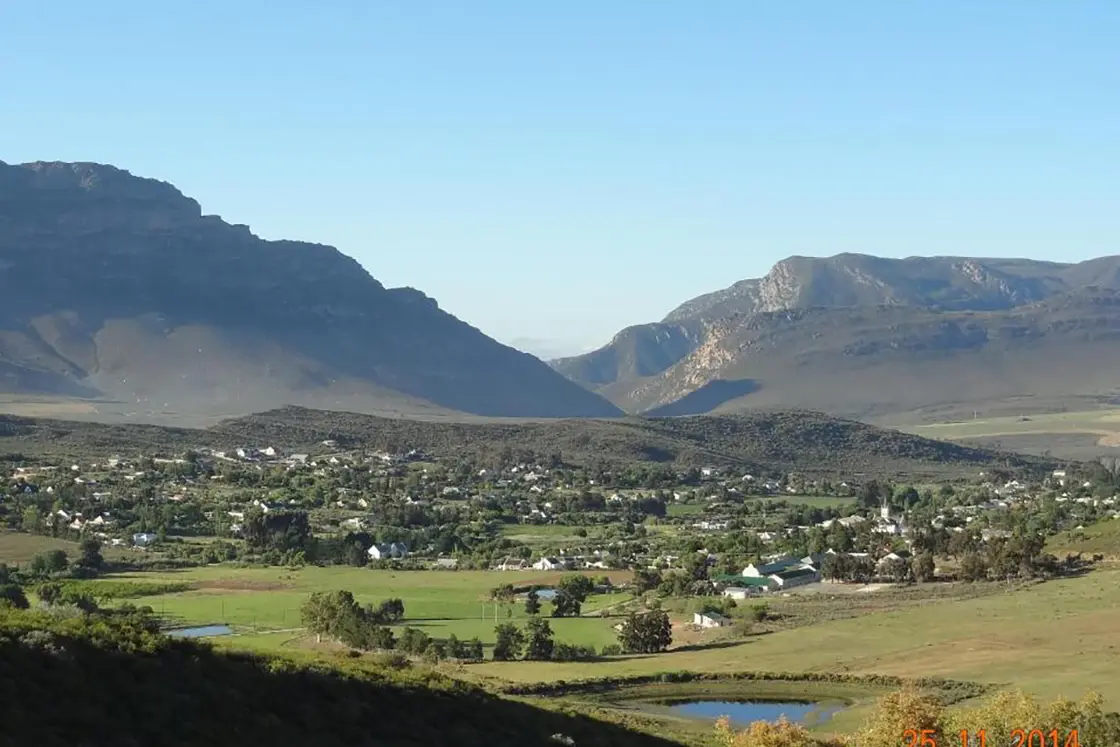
[553,254,1120,420]
[0,160,621,421]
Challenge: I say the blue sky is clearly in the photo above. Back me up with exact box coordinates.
[2,2,1117,358]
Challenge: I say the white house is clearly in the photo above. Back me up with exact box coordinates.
[132,532,158,547]
[368,542,409,561]
[532,557,563,571]
[693,612,729,628]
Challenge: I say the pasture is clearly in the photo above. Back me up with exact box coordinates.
[904,408,1120,456]
[1047,518,1120,559]
[101,565,634,651]
[471,569,1120,710]
[761,495,858,510]
[0,531,84,564]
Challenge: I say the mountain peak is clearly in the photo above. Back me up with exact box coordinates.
[0,159,621,422]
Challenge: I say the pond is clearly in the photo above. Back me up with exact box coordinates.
[665,700,840,727]
[166,624,234,639]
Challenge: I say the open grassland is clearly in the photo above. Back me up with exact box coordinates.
[1047,518,1120,560]
[105,565,634,651]
[762,495,858,510]
[499,524,594,547]
[904,408,1120,458]
[470,569,1120,710]
[0,531,85,564]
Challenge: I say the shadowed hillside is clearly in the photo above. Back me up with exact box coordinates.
[0,160,620,421]
[0,407,1059,477]
[0,608,679,747]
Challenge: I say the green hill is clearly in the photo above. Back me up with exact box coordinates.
[0,406,1060,477]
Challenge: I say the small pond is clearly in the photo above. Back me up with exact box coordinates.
[665,700,840,727]
[534,588,558,600]
[166,624,234,639]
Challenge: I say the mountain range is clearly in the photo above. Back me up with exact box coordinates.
[0,160,621,422]
[552,254,1120,422]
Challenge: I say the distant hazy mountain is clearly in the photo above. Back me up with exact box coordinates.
[0,160,622,421]
[552,253,1120,421]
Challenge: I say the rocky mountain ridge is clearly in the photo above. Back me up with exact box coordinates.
[553,254,1120,420]
[0,160,622,421]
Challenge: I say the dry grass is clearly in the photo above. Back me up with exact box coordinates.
[0,531,83,564]
[470,570,1120,709]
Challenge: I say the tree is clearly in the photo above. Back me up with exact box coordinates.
[550,590,581,618]
[492,622,524,661]
[371,598,405,623]
[523,617,555,661]
[715,715,812,747]
[881,558,912,584]
[466,637,485,661]
[857,688,945,747]
[30,549,68,577]
[36,582,63,605]
[633,568,662,593]
[618,610,672,654]
[77,539,104,573]
[446,634,467,659]
[960,552,988,582]
[0,584,29,609]
[911,552,936,583]
[524,589,541,615]
[557,574,595,603]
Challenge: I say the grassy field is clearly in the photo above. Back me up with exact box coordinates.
[102,566,634,651]
[1047,518,1120,559]
[469,569,1120,710]
[499,524,594,547]
[0,531,85,564]
[761,495,858,510]
[904,408,1120,452]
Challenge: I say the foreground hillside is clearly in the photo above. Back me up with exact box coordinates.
[0,160,619,421]
[0,406,1056,476]
[553,254,1120,420]
[0,608,676,747]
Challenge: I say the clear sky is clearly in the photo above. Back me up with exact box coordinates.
[2,2,1117,358]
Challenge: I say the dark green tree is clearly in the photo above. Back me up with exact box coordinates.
[556,574,595,603]
[492,622,524,661]
[523,617,554,661]
[524,589,541,615]
[77,539,104,573]
[617,610,671,654]
[550,590,581,618]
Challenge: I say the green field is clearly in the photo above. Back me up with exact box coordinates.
[1047,519,1120,559]
[0,531,85,564]
[472,569,1120,710]
[499,524,594,547]
[104,566,633,651]
[762,495,858,509]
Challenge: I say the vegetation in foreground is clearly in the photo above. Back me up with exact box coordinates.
[0,604,679,747]
[716,687,1119,747]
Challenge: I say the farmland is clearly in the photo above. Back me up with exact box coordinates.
[77,562,1120,718]
[903,408,1120,460]
[470,569,1120,709]
[96,566,634,652]
[0,531,85,564]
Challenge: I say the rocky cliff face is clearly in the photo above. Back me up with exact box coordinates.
[553,253,1120,419]
[0,160,623,421]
